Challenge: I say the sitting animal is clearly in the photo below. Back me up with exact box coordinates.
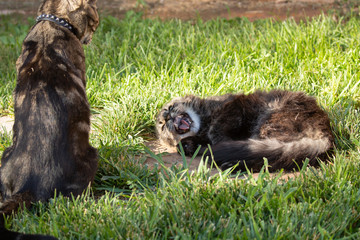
[156,90,334,172]
[0,0,99,238]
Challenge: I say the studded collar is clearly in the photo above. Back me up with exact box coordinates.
[36,14,77,35]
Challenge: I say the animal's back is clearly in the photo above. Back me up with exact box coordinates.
[0,21,95,202]
[255,90,334,142]
[208,90,334,171]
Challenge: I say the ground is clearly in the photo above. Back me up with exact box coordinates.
[100,0,334,21]
[0,0,357,21]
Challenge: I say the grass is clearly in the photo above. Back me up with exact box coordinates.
[0,11,360,239]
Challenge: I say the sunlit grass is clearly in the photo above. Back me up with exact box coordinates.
[0,12,359,239]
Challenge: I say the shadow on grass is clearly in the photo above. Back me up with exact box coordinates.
[328,96,360,150]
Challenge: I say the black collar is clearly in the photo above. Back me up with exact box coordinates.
[36,14,76,35]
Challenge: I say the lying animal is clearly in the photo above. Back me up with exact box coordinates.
[156,90,334,172]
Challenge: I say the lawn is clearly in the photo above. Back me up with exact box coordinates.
[0,11,359,239]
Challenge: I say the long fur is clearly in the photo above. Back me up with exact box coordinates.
[156,90,335,172]
[208,137,332,171]
[0,0,99,238]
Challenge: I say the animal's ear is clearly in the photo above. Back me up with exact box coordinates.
[67,0,83,10]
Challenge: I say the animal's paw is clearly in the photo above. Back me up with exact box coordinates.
[177,137,198,156]
[177,136,209,156]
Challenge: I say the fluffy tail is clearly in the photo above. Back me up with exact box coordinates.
[0,192,58,240]
[206,137,333,172]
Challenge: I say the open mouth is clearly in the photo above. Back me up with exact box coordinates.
[173,113,192,134]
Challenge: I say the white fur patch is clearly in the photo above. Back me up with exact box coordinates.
[186,108,200,134]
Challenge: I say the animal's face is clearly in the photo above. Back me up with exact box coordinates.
[38,0,99,44]
[156,98,200,147]
[77,0,99,44]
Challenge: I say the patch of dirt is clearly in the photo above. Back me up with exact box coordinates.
[111,0,339,21]
[0,0,357,21]
[144,139,221,175]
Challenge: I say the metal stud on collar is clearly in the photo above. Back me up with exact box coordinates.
[36,14,76,34]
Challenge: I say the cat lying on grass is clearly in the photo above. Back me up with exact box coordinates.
[156,90,334,172]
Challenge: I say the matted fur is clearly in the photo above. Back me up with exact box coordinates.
[156,90,334,172]
[0,0,99,236]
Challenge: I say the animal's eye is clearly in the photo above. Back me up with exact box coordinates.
[168,105,174,111]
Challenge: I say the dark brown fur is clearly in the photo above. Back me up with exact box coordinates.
[0,0,99,238]
[156,90,334,172]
